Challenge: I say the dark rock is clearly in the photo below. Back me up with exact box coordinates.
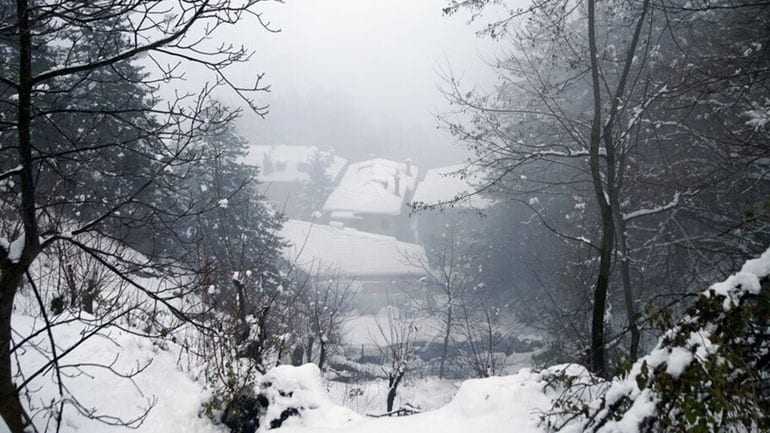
[221,394,264,433]
[269,407,300,429]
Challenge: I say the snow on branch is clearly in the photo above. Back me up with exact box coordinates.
[744,99,770,130]
[621,192,680,222]
[0,165,22,182]
[544,247,770,433]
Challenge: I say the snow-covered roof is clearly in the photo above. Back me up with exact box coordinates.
[412,164,491,209]
[281,219,426,278]
[323,158,418,216]
[243,145,348,183]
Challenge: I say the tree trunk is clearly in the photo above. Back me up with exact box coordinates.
[0,2,36,431]
[615,212,640,360]
[386,372,403,413]
[233,279,249,343]
[590,226,612,378]
[290,343,304,366]
[0,268,30,433]
[484,309,496,377]
[587,0,613,379]
[603,0,650,365]
[306,335,315,363]
[318,338,327,371]
[439,304,452,379]
[82,276,96,314]
[65,264,78,309]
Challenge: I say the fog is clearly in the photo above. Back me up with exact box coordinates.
[202,0,502,168]
[4,1,768,431]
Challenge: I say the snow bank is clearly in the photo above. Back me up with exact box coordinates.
[279,367,555,433]
[13,313,219,433]
[444,369,550,424]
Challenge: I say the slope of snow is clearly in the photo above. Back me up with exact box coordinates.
[14,313,220,433]
[244,145,348,183]
[281,219,426,277]
[323,159,418,217]
[412,164,491,209]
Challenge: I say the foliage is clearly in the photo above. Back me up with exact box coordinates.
[542,250,770,433]
[297,148,338,219]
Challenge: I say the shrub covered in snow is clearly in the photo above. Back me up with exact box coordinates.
[543,249,770,433]
[206,364,359,433]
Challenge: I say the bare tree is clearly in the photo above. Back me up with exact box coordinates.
[372,306,416,414]
[408,211,477,378]
[304,269,355,371]
[0,1,278,431]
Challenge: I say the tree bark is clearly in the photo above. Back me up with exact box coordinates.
[587,0,612,379]
[604,0,650,364]
[615,214,640,360]
[318,338,327,371]
[439,304,452,379]
[290,343,304,366]
[0,268,29,433]
[386,372,403,413]
[598,0,649,365]
[0,2,37,431]
[306,335,315,363]
[65,264,78,309]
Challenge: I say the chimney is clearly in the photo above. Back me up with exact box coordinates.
[404,158,413,176]
[394,173,401,197]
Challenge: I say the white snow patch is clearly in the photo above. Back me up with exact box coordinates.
[7,235,24,263]
[745,103,770,130]
[664,347,693,378]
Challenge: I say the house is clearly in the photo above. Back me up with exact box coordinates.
[322,158,419,240]
[411,164,491,210]
[243,145,348,217]
[280,219,427,313]
[411,163,492,247]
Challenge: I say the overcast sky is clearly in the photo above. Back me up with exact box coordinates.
[198,0,503,168]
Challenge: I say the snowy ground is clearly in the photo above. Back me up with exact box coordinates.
[325,377,460,415]
[13,313,220,433]
[278,369,551,433]
[11,307,554,433]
